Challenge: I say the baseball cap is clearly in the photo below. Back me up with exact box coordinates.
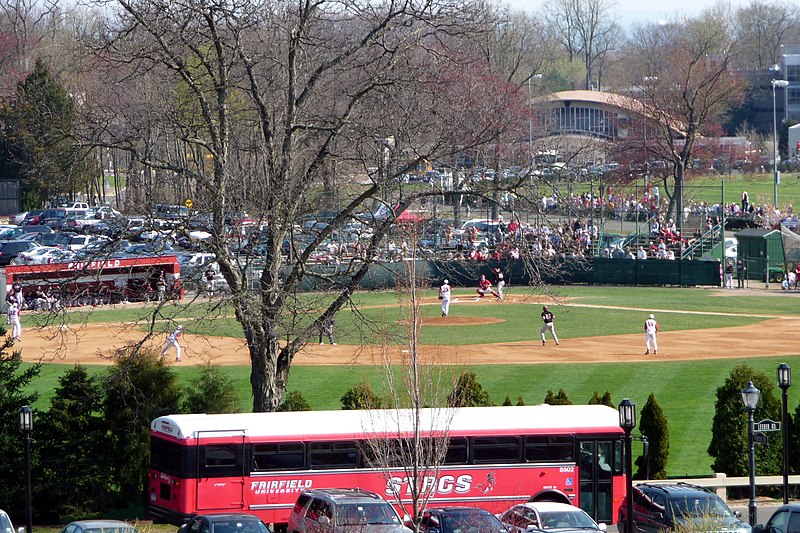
[443,279,449,284]
[649,314,654,319]
[543,305,548,311]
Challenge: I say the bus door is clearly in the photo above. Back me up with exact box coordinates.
[196,431,246,511]
[577,439,615,523]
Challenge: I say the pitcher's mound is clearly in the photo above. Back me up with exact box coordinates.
[402,316,506,326]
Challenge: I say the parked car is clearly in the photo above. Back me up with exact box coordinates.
[9,211,28,225]
[22,209,46,225]
[498,501,606,533]
[0,240,36,265]
[0,509,15,533]
[57,520,137,533]
[419,507,508,533]
[35,231,77,248]
[288,488,411,533]
[60,201,90,210]
[0,225,54,240]
[41,208,81,228]
[617,483,750,533]
[13,245,57,265]
[178,514,271,533]
[752,504,800,533]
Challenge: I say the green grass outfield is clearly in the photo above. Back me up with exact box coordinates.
[19,285,800,478]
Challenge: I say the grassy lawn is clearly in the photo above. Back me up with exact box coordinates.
[17,285,800,478]
[22,355,800,478]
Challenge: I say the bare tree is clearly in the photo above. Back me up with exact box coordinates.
[733,0,800,69]
[617,12,745,232]
[80,0,528,412]
[359,227,457,532]
[544,0,620,90]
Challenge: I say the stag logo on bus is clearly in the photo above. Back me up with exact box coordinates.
[385,474,471,496]
[67,259,122,270]
[251,479,313,495]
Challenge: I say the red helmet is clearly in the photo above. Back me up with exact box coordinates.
[543,305,548,311]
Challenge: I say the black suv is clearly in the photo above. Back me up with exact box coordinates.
[287,488,410,533]
[618,483,750,533]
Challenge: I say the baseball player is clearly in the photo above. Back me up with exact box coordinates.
[318,316,336,345]
[476,274,501,300]
[439,279,452,317]
[492,268,506,301]
[644,313,658,354]
[161,325,184,361]
[540,305,559,345]
[7,300,21,340]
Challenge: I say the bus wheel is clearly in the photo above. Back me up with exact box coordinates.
[272,524,288,533]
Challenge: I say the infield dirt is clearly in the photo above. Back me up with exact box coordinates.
[15,292,800,367]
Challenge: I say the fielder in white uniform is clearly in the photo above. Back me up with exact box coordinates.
[7,301,21,340]
[644,314,658,354]
[439,279,451,317]
[161,325,184,361]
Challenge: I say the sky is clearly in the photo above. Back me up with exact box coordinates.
[502,0,750,29]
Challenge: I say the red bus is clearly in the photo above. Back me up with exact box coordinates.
[2,256,181,308]
[147,405,626,530]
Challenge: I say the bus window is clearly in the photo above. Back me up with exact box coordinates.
[309,441,358,469]
[252,442,305,471]
[472,437,520,464]
[444,437,467,465]
[524,436,574,462]
[199,444,243,477]
[151,437,195,477]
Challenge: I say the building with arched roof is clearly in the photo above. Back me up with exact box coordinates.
[535,90,685,140]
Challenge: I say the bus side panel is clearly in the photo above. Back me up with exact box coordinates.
[611,471,625,524]
[246,464,578,525]
[197,475,246,512]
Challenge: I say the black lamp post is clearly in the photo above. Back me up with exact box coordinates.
[619,398,636,533]
[18,405,33,533]
[741,382,760,527]
[777,364,792,505]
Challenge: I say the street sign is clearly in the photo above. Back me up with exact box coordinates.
[755,419,780,432]
[185,199,194,209]
[753,433,769,445]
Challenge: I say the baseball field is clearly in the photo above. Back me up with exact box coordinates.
[16,283,800,477]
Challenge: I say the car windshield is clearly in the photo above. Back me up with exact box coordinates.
[441,510,504,533]
[210,519,270,533]
[84,528,136,533]
[669,496,732,519]
[338,503,400,526]
[539,510,598,529]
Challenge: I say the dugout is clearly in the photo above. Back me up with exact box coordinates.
[734,228,784,280]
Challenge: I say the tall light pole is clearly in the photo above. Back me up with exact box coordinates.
[772,79,789,208]
[619,399,636,533]
[741,381,761,526]
[777,364,792,505]
[18,405,33,533]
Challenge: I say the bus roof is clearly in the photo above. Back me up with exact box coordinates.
[151,405,623,441]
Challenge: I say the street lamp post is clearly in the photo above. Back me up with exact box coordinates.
[18,405,33,533]
[777,364,792,505]
[619,399,637,533]
[772,79,789,208]
[741,381,761,526]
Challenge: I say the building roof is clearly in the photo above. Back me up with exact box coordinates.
[734,228,780,238]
